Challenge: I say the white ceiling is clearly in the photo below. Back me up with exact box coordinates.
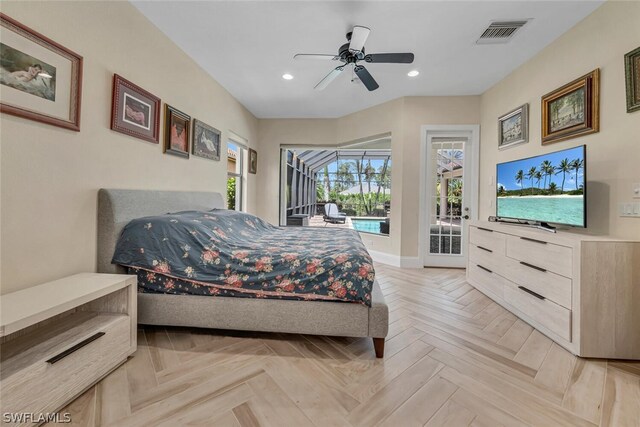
[133,1,603,119]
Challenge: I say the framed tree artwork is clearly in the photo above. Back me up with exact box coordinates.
[163,104,190,158]
[498,103,529,150]
[541,69,599,145]
[625,46,640,113]
[0,13,83,131]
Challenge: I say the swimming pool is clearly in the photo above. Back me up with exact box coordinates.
[351,218,389,235]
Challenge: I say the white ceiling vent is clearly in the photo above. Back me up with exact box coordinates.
[476,20,530,44]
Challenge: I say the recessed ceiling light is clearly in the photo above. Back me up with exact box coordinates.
[282,73,294,80]
[407,70,420,77]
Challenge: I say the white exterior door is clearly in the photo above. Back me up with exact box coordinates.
[422,126,479,268]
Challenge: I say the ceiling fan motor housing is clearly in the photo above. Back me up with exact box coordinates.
[339,43,365,63]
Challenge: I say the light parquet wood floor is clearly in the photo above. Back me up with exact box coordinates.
[51,264,640,427]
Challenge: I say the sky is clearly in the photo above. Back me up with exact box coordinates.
[319,158,390,174]
[497,146,585,191]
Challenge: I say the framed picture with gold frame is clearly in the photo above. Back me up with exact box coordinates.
[541,69,599,145]
[625,46,640,113]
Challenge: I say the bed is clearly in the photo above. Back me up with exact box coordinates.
[97,189,389,357]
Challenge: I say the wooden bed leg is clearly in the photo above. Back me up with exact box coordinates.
[373,337,385,358]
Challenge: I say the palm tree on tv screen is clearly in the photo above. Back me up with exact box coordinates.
[515,170,524,192]
[527,166,537,194]
[555,158,572,193]
[540,160,554,189]
[548,182,558,194]
[571,158,584,190]
[534,170,543,189]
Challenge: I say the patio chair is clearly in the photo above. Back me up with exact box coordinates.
[323,203,347,225]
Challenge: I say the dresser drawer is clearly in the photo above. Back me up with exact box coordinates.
[467,263,504,300]
[506,235,573,277]
[501,256,572,309]
[1,314,131,419]
[469,226,506,255]
[503,283,571,341]
[468,243,503,272]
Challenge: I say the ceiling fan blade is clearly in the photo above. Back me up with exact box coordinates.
[314,66,344,90]
[354,65,379,91]
[349,25,370,53]
[294,54,340,61]
[365,53,415,64]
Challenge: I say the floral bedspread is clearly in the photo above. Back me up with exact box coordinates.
[112,210,374,306]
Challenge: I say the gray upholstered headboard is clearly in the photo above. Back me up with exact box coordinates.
[97,189,225,274]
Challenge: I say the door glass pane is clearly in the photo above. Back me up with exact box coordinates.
[429,139,465,255]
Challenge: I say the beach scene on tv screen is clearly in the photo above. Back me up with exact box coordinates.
[497,146,584,226]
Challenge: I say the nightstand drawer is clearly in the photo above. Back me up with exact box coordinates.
[1,313,131,421]
[506,235,573,277]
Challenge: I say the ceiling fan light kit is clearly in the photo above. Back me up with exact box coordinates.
[295,25,415,92]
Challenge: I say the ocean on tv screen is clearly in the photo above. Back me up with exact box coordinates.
[496,146,584,226]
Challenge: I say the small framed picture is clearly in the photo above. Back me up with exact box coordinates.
[249,148,258,174]
[163,104,190,158]
[625,46,640,113]
[0,13,83,131]
[498,103,528,150]
[542,69,599,145]
[192,119,220,160]
[110,74,160,143]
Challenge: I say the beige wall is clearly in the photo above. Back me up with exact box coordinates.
[479,1,640,239]
[0,1,258,293]
[256,96,481,259]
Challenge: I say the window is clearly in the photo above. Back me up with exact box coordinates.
[227,142,245,211]
[279,147,391,235]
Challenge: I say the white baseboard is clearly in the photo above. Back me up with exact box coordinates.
[368,250,423,269]
[399,256,422,269]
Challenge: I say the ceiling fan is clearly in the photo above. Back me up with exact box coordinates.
[294,25,415,92]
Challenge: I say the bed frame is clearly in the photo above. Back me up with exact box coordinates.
[97,189,389,357]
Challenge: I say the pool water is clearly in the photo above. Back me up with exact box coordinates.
[351,218,389,235]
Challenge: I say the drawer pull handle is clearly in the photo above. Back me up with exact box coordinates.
[520,236,547,245]
[477,227,493,233]
[519,261,547,273]
[518,286,546,300]
[46,332,106,364]
[477,246,493,253]
[477,265,492,274]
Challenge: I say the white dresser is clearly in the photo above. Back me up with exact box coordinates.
[466,221,640,359]
[0,274,137,426]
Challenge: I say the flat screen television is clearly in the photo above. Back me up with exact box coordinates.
[496,145,586,228]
